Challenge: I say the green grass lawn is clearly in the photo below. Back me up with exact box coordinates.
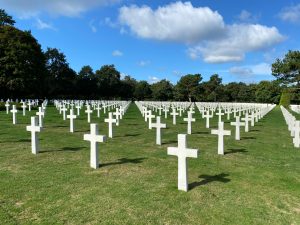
[0,103,299,225]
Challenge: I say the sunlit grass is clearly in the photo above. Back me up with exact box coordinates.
[0,104,299,224]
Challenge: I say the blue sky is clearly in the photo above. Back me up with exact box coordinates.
[1,0,300,84]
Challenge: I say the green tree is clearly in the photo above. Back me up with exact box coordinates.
[77,65,96,98]
[119,75,137,100]
[151,79,173,100]
[272,50,300,86]
[0,25,46,98]
[174,74,202,102]
[44,47,76,97]
[134,81,152,100]
[200,74,222,101]
[95,65,121,98]
[255,80,282,103]
[0,9,15,26]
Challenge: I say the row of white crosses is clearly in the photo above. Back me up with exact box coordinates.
[137,101,276,192]
[281,105,300,148]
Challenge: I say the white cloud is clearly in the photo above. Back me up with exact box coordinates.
[148,76,160,84]
[229,67,253,76]
[229,63,271,76]
[112,50,123,57]
[89,20,97,33]
[279,4,300,23]
[118,1,285,64]
[188,24,285,63]
[119,1,225,43]
[35,18,56,30]
[138,60,150,67]
[0,0,121,18]
[237,10,259,23]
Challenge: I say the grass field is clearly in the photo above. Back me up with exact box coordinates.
[0,103,299,225]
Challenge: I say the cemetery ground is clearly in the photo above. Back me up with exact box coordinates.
[0,104,299,225]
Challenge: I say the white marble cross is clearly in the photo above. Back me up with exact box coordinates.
[183,111,195,134]
[113,108,121,126]
[26,116,41,154]
[241,112,250,132]
[170,108,179,125]
[167,134,198,192]
[21,102,27,116]
[293,121,300,148]
[230,116,245,140]
[84,123,106,169]
[67,109,77,133]
[61,105,68,120]
[85,105,93,123]
[147,110,155,129]
[216,107,224,123]
[27,101,32,111]
[96,104,101,118]
[104,112,117,138]
[10,105,18,125]
[203,110,213,128]
[36,107,44,127]
[5,102,10,114]
[75,104,81,116]
[163,107,169,119]
[211,122,231,155]
[151,116,166,145]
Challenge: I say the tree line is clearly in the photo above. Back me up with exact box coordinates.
[1,9,299,103]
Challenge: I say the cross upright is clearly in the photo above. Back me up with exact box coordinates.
[147,110,155,129]
[241,112,250,132]
[178,106,184,117]
[27,101,32,111]
[230,116,245,140]
[67,109,77,132]
[167,134,198,192]
[170,107,179,125]
[163,107,169,119]
[203,110,213,128]
[96,104,101,118]
[21,102,27,116]
[113,108,121,126]
[36,107,44,127]
[10,105,18,125]
[211,122,231,155]
[5,101,10,114]
[293,121,300,148]
[158,105,163,116]
[104,112,117,138]
[61,105,68,120]
[85,105,93,123]
[75,104,81,116]
[84,123,106,169]
[216,107,224,123]
[151,116,166,145]
[26,116,42,154]
[183,111,195,134]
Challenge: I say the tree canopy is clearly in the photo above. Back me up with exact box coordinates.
[0,9,15,26]
[272,50,300,86]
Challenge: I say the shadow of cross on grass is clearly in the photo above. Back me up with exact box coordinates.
[100,157,147,168]
[189,173,230,190]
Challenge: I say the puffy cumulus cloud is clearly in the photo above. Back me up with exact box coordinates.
[0,0,121,18]
[279,4,300,23]
[237,10,259,23]
[118,2,285,64]
[119,1,225,43]
[229,63,271,76]
[188,24,285,63]
[112,50,123,56]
